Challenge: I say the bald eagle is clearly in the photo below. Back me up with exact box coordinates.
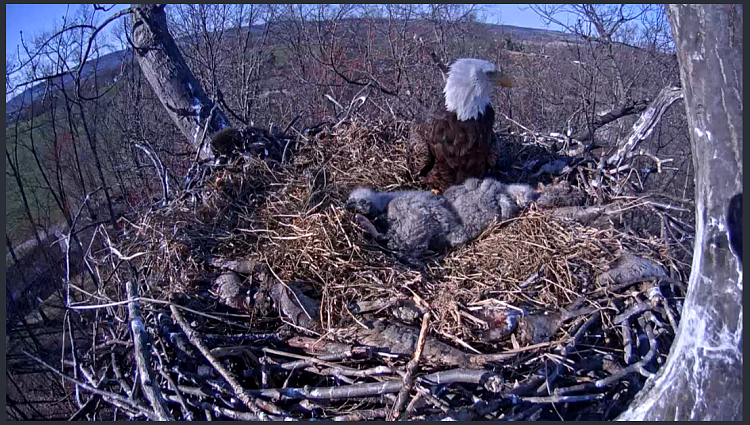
[408,58,513,191]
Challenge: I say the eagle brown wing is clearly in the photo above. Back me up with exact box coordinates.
[488,133,503,169]
[407,121,434,178]
[423,105,496,190]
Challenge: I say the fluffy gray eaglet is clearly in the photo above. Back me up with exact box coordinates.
[345,188,469,258]
[408,58,513,191]
[345,178,538,258]
[443,177,539,241]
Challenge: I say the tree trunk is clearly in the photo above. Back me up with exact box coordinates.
[130,4,230,160]
[618,4,742,420]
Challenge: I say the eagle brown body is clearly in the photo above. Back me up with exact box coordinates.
[406,58,511,191]
[408,105,497,191]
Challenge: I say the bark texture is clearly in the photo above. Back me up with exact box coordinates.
[618,4,742,420]
[607,86,684,165]
[130,4,230,159]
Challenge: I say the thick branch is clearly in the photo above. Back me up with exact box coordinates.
[388,311,431,420]
[130,4,230,160]
[169,304,282,419]
[607,86,683,165]
[428,51,449,82]
[127,281,174,421]
[249,368,500,400]
[570,98,650,142]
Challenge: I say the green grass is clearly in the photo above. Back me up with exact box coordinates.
[6,84,129,245]
[6,110,84,244]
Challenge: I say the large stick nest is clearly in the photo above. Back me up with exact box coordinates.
[58,119,692,420]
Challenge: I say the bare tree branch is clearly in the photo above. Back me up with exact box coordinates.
[607,86,683,165]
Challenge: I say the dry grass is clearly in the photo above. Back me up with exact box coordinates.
[55,119,692,420]
[119,119,681,319]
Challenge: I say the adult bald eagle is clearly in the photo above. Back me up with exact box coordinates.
[408,58,513,191]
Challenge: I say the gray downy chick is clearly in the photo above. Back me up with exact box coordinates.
[535,180,587,208]
[345,188,467,258]
[443,177,539,240]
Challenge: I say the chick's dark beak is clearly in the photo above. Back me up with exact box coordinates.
[344,199,357,211]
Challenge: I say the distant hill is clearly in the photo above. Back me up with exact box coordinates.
[6,49,131,118]
[5,21,577,121]
[485,23,580,43]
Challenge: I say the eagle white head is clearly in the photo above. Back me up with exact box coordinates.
[443,58,513,121]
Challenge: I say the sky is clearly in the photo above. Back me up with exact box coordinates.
[6,4,562,59]
[485,4,565,29]
[6,4,129,58]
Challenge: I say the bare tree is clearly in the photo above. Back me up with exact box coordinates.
[618,4,742,420]
[529,4,678,142]
[167,4,276,126]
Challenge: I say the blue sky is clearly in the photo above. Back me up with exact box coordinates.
[6,4,562,59]
[485,4,564,29]
[6,4,128,58]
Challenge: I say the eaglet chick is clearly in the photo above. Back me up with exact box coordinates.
[345,188,468,258]
[346,179,538,258]
[442,177,540,240]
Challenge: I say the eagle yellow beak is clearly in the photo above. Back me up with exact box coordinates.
[490,70,514,88]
